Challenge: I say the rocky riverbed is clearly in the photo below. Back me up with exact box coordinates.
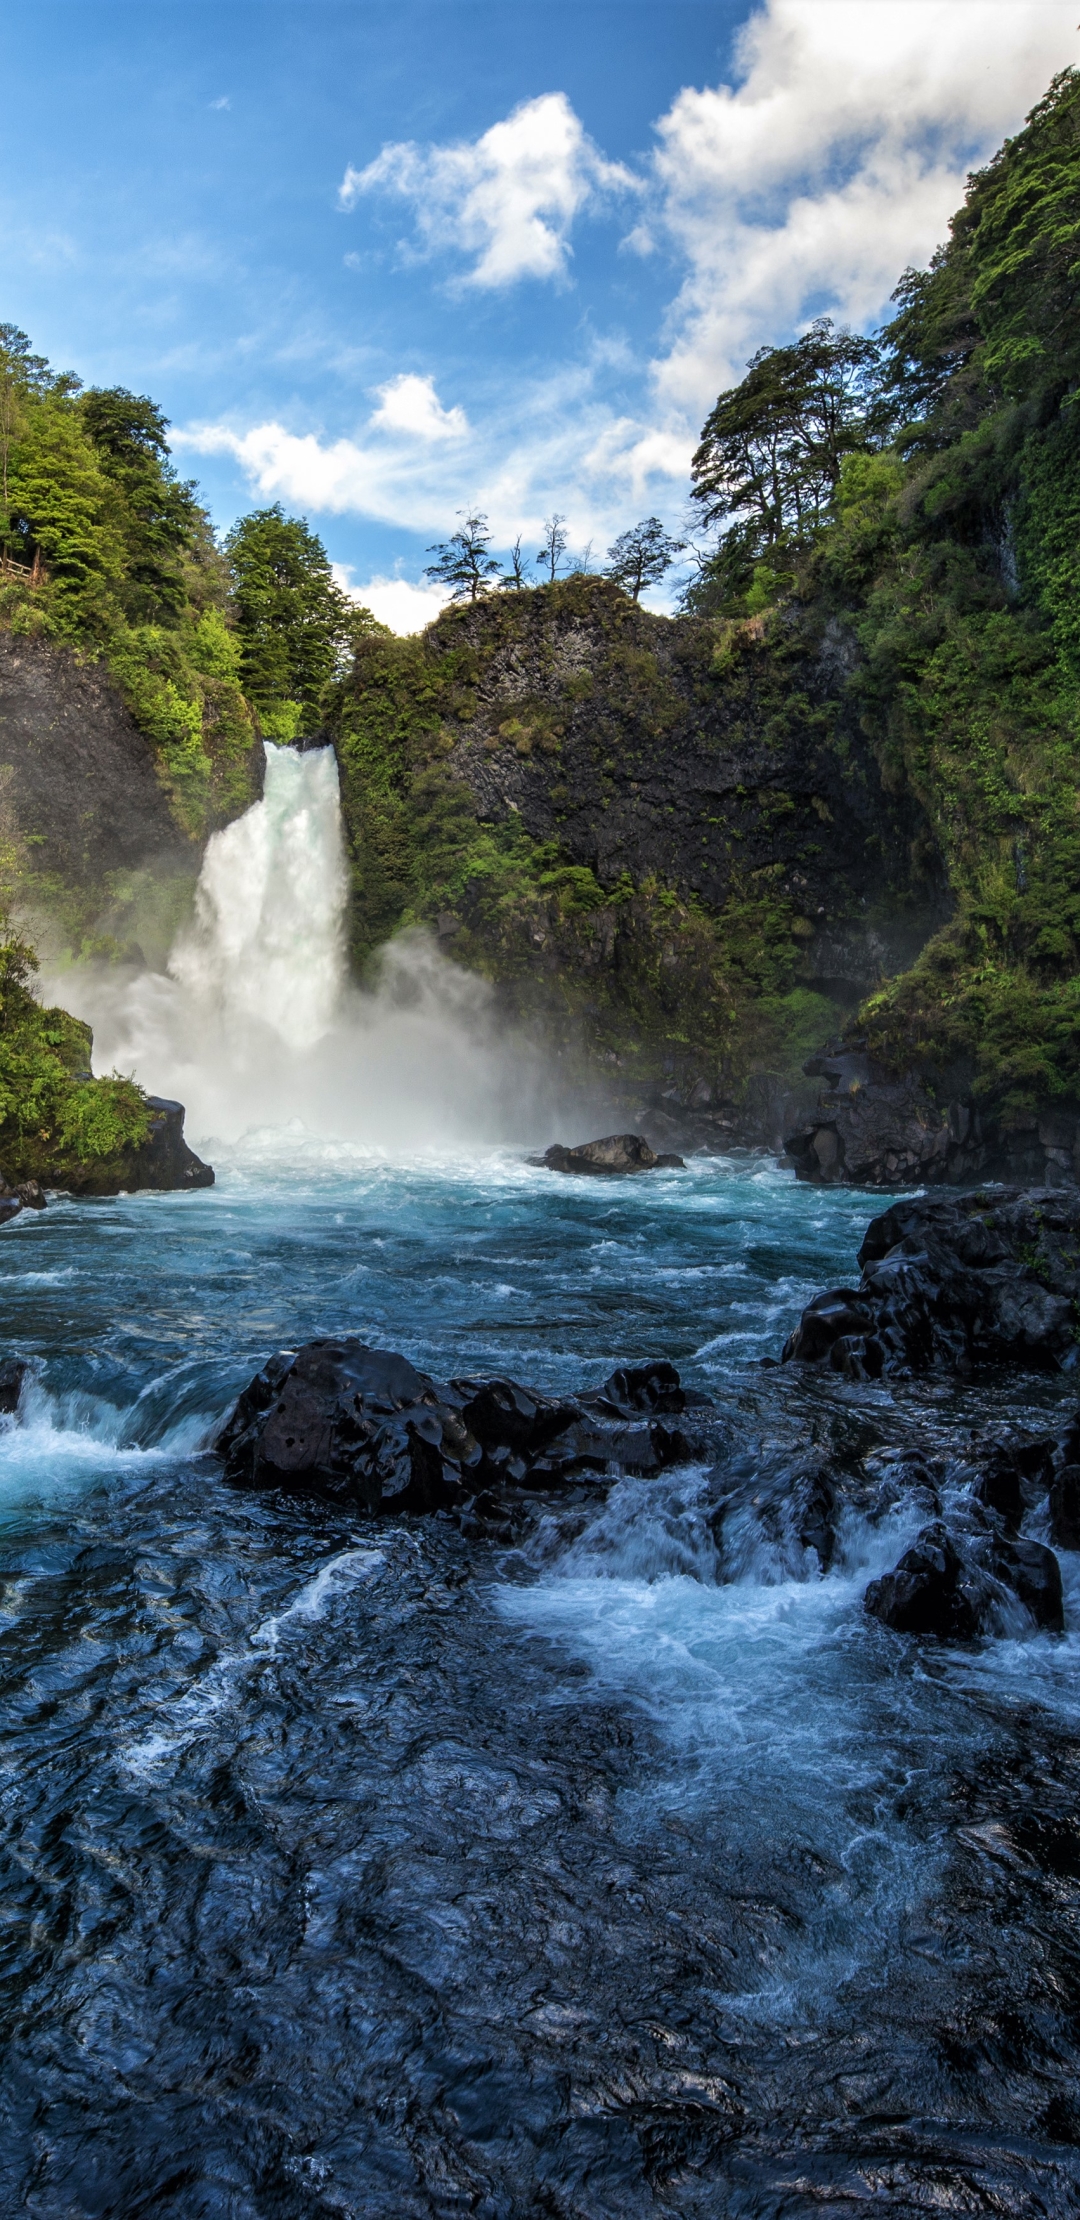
[3,1149,1080,2217]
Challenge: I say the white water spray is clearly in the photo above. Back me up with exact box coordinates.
[170,743,347,1050]
[48,743,571,1156]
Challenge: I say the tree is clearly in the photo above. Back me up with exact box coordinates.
[225,504,360,720]
[80,387,203,623]
[499,534,530,591]
[691,319,882,561]
[536,514,568,583]
[424,512,500,602]
[605,517,685,602]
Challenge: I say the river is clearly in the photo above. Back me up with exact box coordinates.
[3,753,1080,2217]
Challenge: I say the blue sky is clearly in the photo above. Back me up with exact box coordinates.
[4,1,1077,626]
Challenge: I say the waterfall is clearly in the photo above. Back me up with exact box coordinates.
[169,744,347,1052]
[46,742,565,1156]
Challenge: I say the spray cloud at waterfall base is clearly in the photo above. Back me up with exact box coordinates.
[49,744,568,1158]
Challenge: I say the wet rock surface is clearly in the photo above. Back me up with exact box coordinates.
[217,1339,699,1513]
[8,1171,1080,2215]
[781,1187,1080,1378]
[4,1438,1080,2218]
[0,1176,45,1225]
[785,1044,1080,1191]
[127,1095,214,1192]
[537,1131,685,1176]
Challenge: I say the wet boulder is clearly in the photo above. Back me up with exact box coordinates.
[215,1340,699,1515]
[707,1448,842,1577]
[537,1133,685,1176]
[865,1518,1064,1639]
[0,1358,28,1414]
[782,1188,1080,1377]
[0,1176,45,1225]
[1049,1465,1080,1549]
[128,1097,214,1192]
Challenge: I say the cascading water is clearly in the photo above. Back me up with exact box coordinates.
[169,741,348,1050]
[49,741,562,1153]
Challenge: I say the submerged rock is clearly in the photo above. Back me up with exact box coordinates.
[215,1339,698,1514]
[537,1132,685,1176]
[781,1187,1080,1376]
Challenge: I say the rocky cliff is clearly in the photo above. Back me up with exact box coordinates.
[0,633,262,964]
[328,577,949,1132]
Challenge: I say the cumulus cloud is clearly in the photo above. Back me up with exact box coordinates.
[333,567,449,635]
[650,0,1079,411]
[339,91,638,288]
[177,353,689,560]
[369,373,467,442]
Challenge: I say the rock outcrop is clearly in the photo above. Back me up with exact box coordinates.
[126,1097,214,1193]
[537,1132,684,1176]
[780,1188,1080,1377]
[216,1340,698,1516]
[785,1044,1080,1191]
[864,1519,1064,1639]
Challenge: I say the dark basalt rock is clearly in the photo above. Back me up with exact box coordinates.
[781,1187,1080,1377]
[865,1519,1064,1639]
[215,1339,698,1514]
[1050,1464,1080,1549]
[551,1133,686,1175]
[0,1358,28,1415]
[708,1448,842,1576]
[785,1042,1080,1191]
[127,1097,214,1192]
[0,1177,46,1225]
[537,1132,684,1176]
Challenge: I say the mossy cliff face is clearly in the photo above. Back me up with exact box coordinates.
[327,576,947,1105]
[0,631,258,965]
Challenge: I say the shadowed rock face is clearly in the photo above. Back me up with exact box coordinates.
[785,1048,1080,1192]
[216,1340,697,1516]
[127,1098,214,1193]
[780,1188,1080,1379]
[0,635,195,891]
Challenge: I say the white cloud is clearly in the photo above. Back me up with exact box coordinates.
[179,364,690,562]
[339,91,638,289]
[369,372,467,442]
[333,566,449,635]
[650,0,1079,411]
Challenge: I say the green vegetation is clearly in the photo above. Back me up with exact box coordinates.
[0,926,150,1189]
[0,332,260,836]
[686,68,1080,1115]
[224,504,375,737]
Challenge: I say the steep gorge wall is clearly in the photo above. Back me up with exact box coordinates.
[0,634,259,965]
[330,579,950,1124]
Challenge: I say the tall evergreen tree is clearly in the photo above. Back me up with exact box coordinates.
[225,504,360,720]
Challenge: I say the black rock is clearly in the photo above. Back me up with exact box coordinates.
[865,1517,1064,1639]
[1049,1464,1080,1549]
[0,1358,28,1415]
[215,1340,700,1514]
[865,1524,995,1640]
[128,1098,214,1192]
[782,1188,1080,1376]
[537,1133,685,1176]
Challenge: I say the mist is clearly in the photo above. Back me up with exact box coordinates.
[44,744,595,1158]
